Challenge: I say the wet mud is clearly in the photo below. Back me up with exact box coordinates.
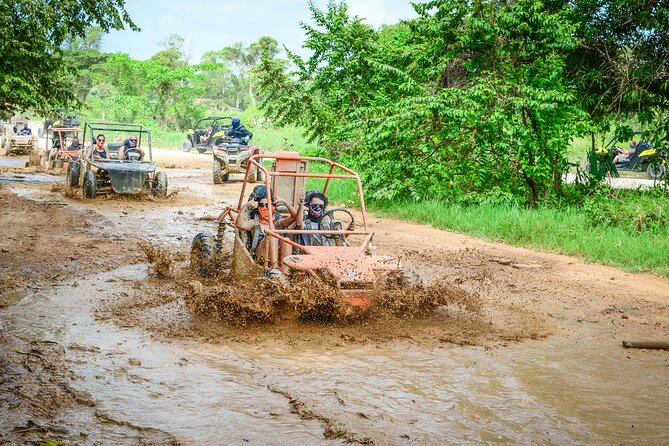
[2,155,669,445]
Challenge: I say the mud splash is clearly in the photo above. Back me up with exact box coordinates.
[113,242,548,348]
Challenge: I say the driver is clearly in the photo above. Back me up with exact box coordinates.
[119,135,144,161]
[226,117,253,142]
[296,191,355,246]
[235,185,298,275]
[18,123,32,136]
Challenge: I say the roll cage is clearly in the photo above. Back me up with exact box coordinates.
[82,122,153,163]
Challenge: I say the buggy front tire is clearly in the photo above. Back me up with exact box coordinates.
[647,163,666,180]
[181,139,192,152]
[83,171,97,199]
[190,233,219,276]
[153,171,168,197]
[67,162,80,188]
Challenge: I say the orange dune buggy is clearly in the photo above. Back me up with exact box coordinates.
[42,127,81,171]
[191,151,407,308]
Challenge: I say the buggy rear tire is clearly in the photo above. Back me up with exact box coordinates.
[67,162,80,188]
[181,139,192,152]
[3,140,10,155]
[647,163,666,180]
[190,233,219,276]
[213,160,222,184]
[197,147,207,154]
[83,170,97,199]
[153,171,168,197]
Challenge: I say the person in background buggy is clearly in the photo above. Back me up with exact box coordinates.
[18,123,32,135]
[119,135,144,161]
[226,117,253,143]
[614,141,640,164]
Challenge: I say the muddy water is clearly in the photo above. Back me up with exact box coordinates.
[2,263,668,444]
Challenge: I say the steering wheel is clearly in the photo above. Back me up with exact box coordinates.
[125,148,141,161]
[318,208,355,239]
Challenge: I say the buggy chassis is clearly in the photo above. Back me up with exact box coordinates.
[215,151,399,308]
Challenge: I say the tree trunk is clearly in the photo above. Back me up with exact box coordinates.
[249,79,256,107]
[235,91,240,110]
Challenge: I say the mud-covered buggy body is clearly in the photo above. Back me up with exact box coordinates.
[192,151,402,308]
[42,127,81,171]
[212,135,264,183]
[181,116,233,154]
[68,122,168,199]
[1,119,38,155]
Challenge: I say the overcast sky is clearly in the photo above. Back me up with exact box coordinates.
[102,0,418,62]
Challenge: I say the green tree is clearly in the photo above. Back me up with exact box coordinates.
[0,0,136,117]
[257,0,587,205]
[62,27,108,101]
[220,37,280,108]
[151,34,189,69]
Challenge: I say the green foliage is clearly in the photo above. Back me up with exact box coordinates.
[0,0,136,118]
[256,0,590,205]
[582,188,669,233]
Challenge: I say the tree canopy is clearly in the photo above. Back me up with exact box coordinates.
[0,0,137,118]
[256,0,669,205]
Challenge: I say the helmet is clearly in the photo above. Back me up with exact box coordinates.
[249,184,273,202]
[231,117,240,126]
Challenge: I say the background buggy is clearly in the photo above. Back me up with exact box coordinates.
[68,122,167,199]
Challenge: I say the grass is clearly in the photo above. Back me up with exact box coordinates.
[371,200,669,277]
[313,175,669,278]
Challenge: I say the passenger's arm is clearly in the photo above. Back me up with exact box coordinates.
[295,198,305,229]
[234,203,256,232]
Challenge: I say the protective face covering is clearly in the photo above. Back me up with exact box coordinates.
[308,203,324,220]
[258,206,271,223]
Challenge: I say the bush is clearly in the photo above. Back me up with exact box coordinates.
[582,189,669,233]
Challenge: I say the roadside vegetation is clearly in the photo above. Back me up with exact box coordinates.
[1,0,668,277]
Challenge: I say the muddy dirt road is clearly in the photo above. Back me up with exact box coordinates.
[1,150,668,445]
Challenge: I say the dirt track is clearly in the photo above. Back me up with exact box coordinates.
[1,149,668,445]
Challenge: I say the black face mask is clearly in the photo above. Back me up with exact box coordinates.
[308,203,324,221]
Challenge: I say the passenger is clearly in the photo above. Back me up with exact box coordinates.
[89,134,108,159]
[47,133,63,161]
[296,191,354,246]
[18,123,32,135]
[119,135,144,161]
[226,117,253,142]
[614,143,637,164]
[235,186,297,274]
[199,125,213,143]
[68,136,81,150]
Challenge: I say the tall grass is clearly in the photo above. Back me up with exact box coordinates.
[312,177,669,277]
